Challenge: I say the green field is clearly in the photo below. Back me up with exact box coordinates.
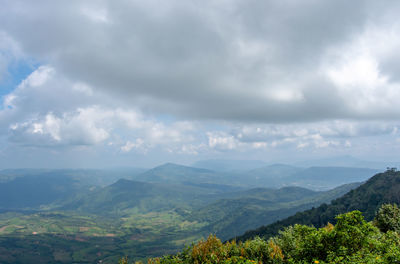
[0,210,211,263]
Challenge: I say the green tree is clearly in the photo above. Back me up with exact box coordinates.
[374,204,400,233]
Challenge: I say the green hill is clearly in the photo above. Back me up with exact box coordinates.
[190,183,360,240]
[236,169,400,241]
[62,179,225,215]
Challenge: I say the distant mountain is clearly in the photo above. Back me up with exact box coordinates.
[238,164,303,187]
[0,174,85,209]
[0,164,378,212]
[293,155,400,170]
[134,163,238,185]
[192,159,269,172]
[136,163,376,190]
[236,169,400,241]
[0,168,147,210]
[286,166,379,190]
[238,165,377,190]
[0,168,147,186]
[191,182,360,240]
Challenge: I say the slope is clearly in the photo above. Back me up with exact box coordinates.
[192,183,360,240]
[62,178,242,216]
[236,169,400,241]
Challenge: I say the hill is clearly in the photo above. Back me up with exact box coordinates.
[192,159,269,172]
[236,169,400,241]
[0,168,147,210]
[62,177,245,216]
[134,163,231,185]
[286,166,379,190]
[0,173,94,210]
[191,183,360,240]
[146,207,400,264]
[237,165,377,190]
[293,155,400,170]
[238,164,303,187]
[135,163,377,190]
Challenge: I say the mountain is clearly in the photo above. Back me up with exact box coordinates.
[0,168,148,210]
[191,182,360,240]
[192,159,269,172]
[236,169,400,241]
[62,178,241,215]
[134,163,239,186]
[293,155,400,170]
[0,174,83,209]
[238,164,377,190]
[62,176,361,242]
[0,168,147,187]
[238,164,303,187]
[286,166,379,190]
[135,163,376,190]
[0,164,372,263]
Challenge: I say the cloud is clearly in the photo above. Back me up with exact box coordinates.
[8,108,110,146]
[121,138,145,153]
[1,1,400,167]
[1,64,399,162]
[1,0,400,122]
[0,31,23,80]
[207,132,238,151]
[0,66,200,151]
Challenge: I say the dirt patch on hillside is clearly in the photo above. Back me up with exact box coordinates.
[0,226,9,233]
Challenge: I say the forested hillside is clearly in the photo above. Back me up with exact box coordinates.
[141,205,400,264]
[189,183,360,240]
[236,169,400,241]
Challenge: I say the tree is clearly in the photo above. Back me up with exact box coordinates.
[374,204,400,233]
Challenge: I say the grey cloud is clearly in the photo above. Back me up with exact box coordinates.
[1,0,400,123]
[230,121,399,145]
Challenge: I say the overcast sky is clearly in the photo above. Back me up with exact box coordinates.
[1,0,400,168]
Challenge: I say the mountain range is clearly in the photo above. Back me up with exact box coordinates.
[0,162,390,263]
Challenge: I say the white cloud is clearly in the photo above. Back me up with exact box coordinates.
[9,108,110,146]
[207,132,238,151]
[121,138,145,153]
[20,66,54,87]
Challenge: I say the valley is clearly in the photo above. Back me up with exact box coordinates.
[0,162,378,263]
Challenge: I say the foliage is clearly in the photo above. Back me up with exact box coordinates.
[132,207,400,264]
[374,203,400,233]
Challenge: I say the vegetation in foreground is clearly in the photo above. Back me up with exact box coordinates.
[123,204,400,264]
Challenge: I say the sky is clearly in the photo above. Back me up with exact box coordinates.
[1,0,400,168]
